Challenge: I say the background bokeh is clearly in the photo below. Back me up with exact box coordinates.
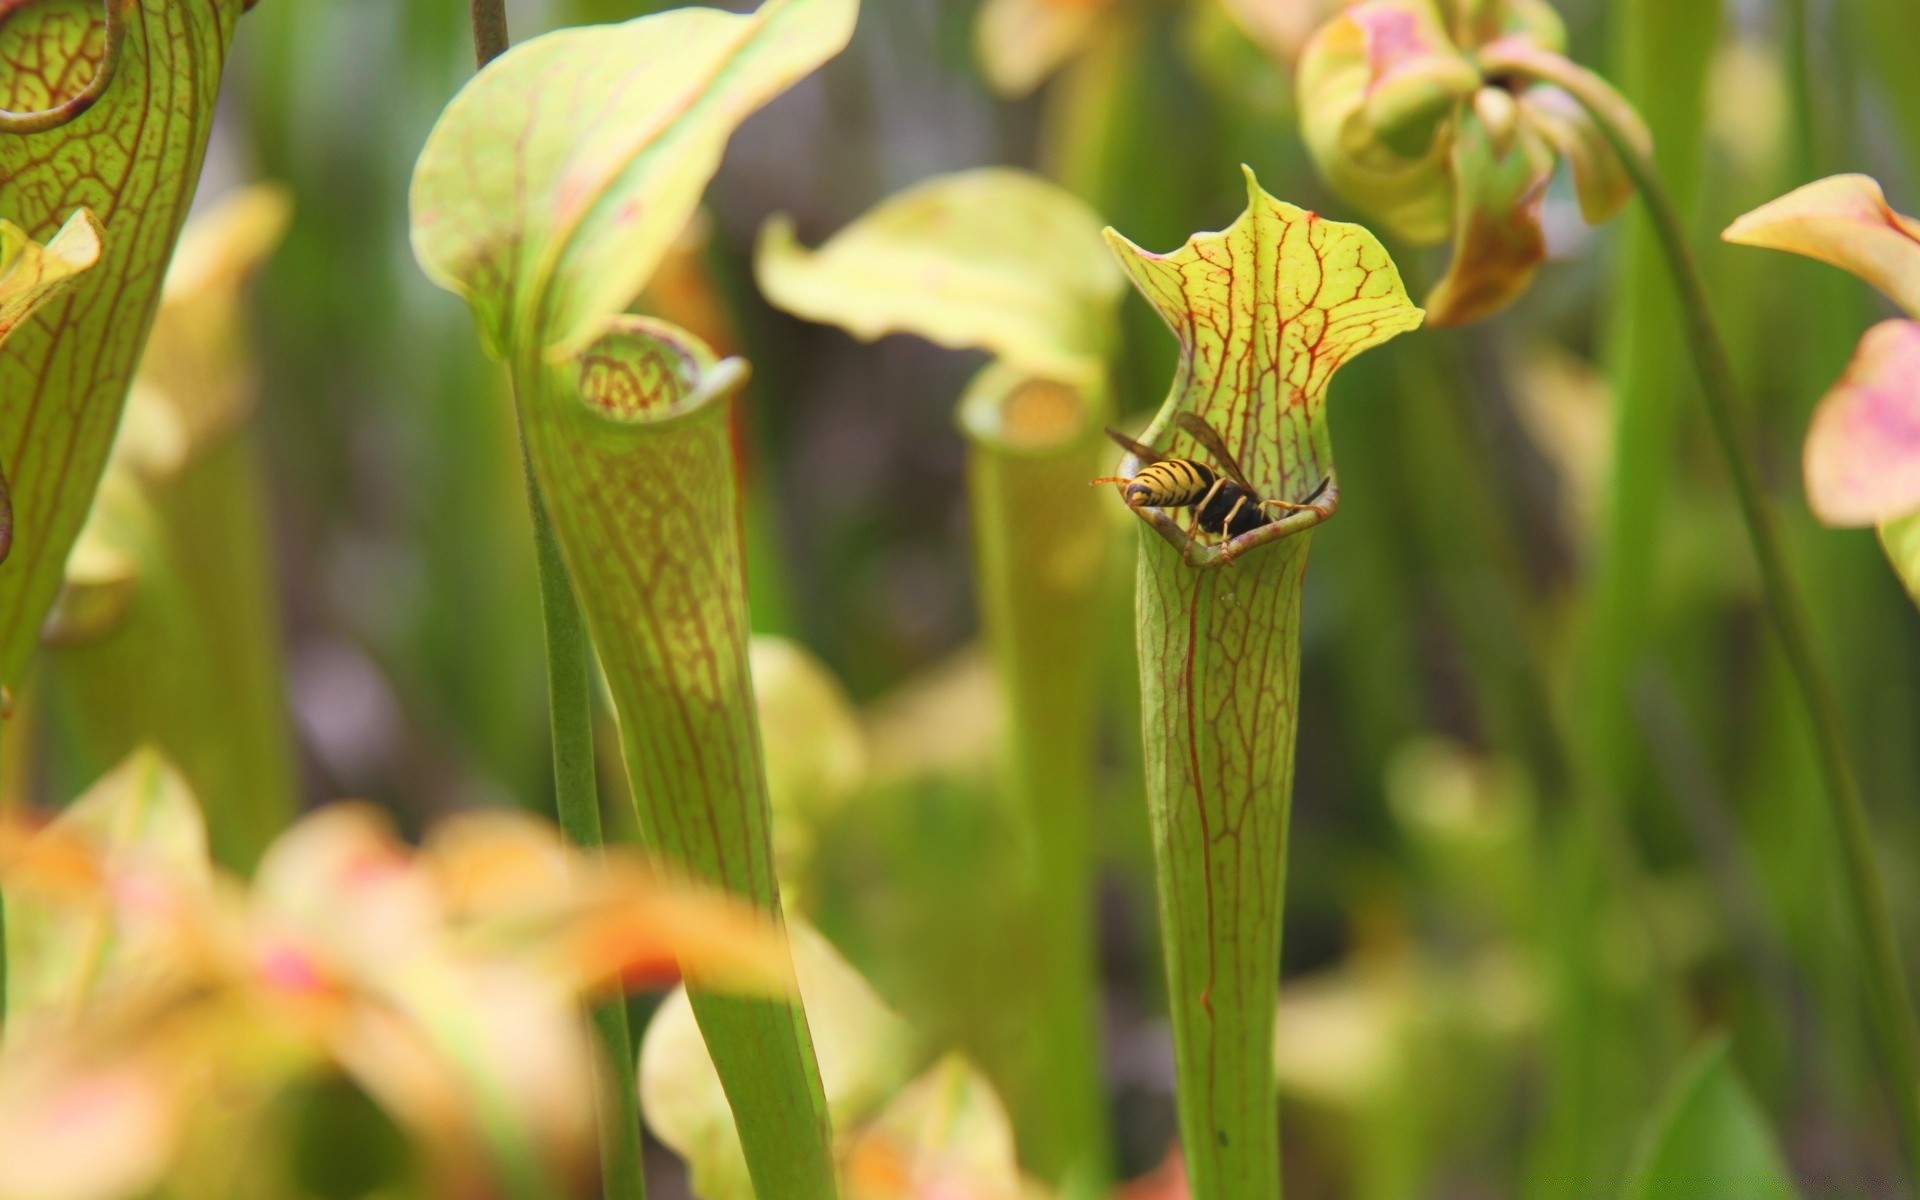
[43,0,1920,1194]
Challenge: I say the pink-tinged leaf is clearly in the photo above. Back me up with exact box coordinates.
[840,1056,1027,1200]
[409,0,859,359]
[1296,2,1472,244]
[1801,319,1920,527]
[1724,174,1920,319]
[1520,84,1635,225]
[3,749,209,1032]
[1425,90,1556,327]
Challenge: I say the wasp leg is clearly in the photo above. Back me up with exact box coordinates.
[1259,498,1331,520]
[1090,476,1131,487]
[1217,495,1253,565]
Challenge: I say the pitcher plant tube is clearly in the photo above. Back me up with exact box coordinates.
[0,0,247,697]
[411,1,860,1195]
[1100,168,1422,1199]
[756,166,1125,1189]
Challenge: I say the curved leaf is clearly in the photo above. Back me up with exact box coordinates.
[0,0,244,693]
[1425,91,1555,327]
[410,0,858,359]
[841,1055,1027,1200]
[0,210,101,345]
[1723,174,1920,320]
[1622,1040,1801,1200]
[973,0,1112,99]
[756,167,1123,385]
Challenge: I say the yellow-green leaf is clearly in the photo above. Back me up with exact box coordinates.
[1723,174,1920,320]
[841,1055,1027,1200]
[750,636,868,889]
[409,0,858,360]
[639,922,917,1200]
[1104,167,1424,524]
[3,748,208,1035]
[756,167,1124,386]
[0,209,101,346]
[1879,513,1920,609]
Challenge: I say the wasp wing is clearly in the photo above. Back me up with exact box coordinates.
[1173,413,1256,493]
[1104,426,1165,464]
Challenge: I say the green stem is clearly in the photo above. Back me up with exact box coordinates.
[1539,59,1920,1177]
[526,468,648,1200]
[472,8,645,1199]
[959,366,1113,1191]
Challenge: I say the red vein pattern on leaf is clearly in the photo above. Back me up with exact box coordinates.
[0,0,240,688]
[519,321,834,1170]
[1115,177,1419,1195]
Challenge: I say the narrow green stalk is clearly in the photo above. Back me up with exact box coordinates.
[959,366,1113,1191]
[472,10,644,1199]
[526,468,647,1200]
[1528,55,1920,1177]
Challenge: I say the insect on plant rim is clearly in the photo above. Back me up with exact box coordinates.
[1098,414,1339,569]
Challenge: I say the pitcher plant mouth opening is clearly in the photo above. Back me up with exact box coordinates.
[0,0,130,134]
[571,315,749,429]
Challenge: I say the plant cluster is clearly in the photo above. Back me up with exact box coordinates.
[1,0,1918,1198]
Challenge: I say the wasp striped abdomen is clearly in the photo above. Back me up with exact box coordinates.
[1125,459,1215,508]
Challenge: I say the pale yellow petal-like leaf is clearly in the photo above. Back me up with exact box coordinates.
[751,636,867,884]
[974,0,1112,98]
[0,1051,178,1200]
[126,184,293,478]
[756,168,1123,385]
[0,209,101,348]
[842,1055,1026,1200]
[410,0,859,358]
[1724,174,1920,319]
[1801,319,1920,527]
